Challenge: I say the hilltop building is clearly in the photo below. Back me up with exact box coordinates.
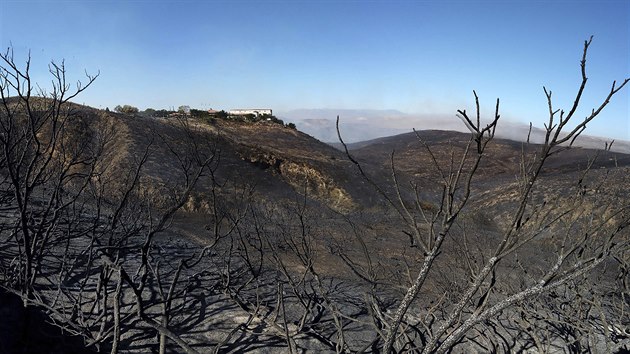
[229,108,272,117]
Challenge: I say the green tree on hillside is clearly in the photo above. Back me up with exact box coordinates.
[178,105,190,114]
[215,110,228,119]
[190,109,211,119]
[142,108,157,117]
[114,104,139,114]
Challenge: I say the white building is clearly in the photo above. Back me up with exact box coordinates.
[228,109,272,116]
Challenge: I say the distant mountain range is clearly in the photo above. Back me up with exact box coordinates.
[278,109,630,153]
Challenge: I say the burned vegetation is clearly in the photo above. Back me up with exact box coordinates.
[0,39,629,353]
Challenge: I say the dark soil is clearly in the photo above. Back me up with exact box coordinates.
[0,289,97,354]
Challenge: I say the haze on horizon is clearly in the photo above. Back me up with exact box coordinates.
[0,0,628,141]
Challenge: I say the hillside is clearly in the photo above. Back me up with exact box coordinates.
[346,129,630,228]
[97,110,382,214]
[2,101,629,353]
[348,129,630,176]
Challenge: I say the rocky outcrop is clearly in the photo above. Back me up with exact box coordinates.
[279,160,354,212]
[240,149,354,212]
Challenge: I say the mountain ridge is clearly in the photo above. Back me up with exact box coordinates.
[278,108,630,154]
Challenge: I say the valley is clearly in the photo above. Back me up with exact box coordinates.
[1,98,628,353]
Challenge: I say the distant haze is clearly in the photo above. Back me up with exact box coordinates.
[279,109,630,154]
[2,1,627,140]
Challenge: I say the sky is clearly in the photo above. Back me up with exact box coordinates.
[0,0,629,140]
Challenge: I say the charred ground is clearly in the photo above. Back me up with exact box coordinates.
[1,101,629,353]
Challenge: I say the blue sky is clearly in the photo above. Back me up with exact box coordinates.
[1,0,628,140]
